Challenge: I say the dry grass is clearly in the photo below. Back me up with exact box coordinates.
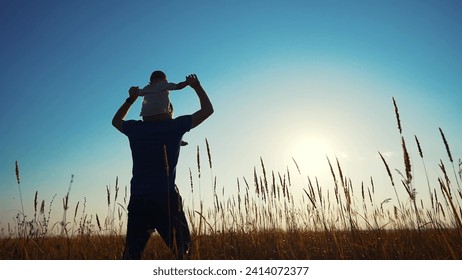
[2,228,460,260]
[1,97,461,260]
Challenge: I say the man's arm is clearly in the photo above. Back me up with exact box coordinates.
[187,74,214,129]
[112,86,139,133]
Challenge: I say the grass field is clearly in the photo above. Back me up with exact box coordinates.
[1,98,461,260]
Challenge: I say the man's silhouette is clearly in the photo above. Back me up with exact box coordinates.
[112,74,214,259]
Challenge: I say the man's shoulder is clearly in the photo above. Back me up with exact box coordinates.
[173,115,193,132]
[122,120,142,135]
[124,119,142,126]
[122,117,192,136]
[174,115,193,123]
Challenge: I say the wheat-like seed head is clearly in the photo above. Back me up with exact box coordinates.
[15,161,20,185]
[392,97,402,135]
[414,135,423,158]
[74,201,79,220]
[379,152,395,186]
[34,191,38,214]
[286,166,291,187]
[40,200,45,215]
[271,171,276,199]
[96,214,102,231]
[367,187,373,204]
[205,138,212,169]
[439,160,451,191]
[439,127,453,163]
[114,177,119,203]
[106,186,110,207]
[124,186,127,205]
[253,167,260,196]
[336,158,344,188]
[361,182,365,202]
[438,202,446,218]
[189,168,194,193]
[401,136,412,183]
[63,195,69,211]
[196,146,201,179]
[292,157,301,175]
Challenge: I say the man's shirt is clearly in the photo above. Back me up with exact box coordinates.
[122,115,192,197]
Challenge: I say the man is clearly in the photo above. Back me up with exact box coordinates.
[112,74,214,259]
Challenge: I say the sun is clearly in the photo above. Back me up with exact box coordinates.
[288,135,334,176]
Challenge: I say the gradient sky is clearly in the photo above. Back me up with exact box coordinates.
[1,0,461,230]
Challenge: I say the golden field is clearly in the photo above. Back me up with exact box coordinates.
[1,98,461,260]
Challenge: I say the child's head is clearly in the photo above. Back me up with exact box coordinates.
[150,70,167,84]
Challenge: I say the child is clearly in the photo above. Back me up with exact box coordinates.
[139,70,189,146]
[138,70,189,118]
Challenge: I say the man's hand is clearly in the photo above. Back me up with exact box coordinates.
[128,86,139,103]
[112,86,139,133]
[186,74,201,89]
[188,74,214,129]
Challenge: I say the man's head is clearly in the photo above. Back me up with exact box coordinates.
[150,70,167,84]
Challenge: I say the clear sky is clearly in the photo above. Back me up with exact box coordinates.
[1,0,461,230]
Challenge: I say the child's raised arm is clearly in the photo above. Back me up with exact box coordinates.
[174,80,189,90]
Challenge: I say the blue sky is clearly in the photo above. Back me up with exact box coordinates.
[0,0,461,229]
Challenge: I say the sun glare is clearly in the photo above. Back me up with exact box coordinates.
[288,135,335,176]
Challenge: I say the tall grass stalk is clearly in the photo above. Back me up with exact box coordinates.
[61,174,74,236]
[439,127,461,191]
[14,161,26,238]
